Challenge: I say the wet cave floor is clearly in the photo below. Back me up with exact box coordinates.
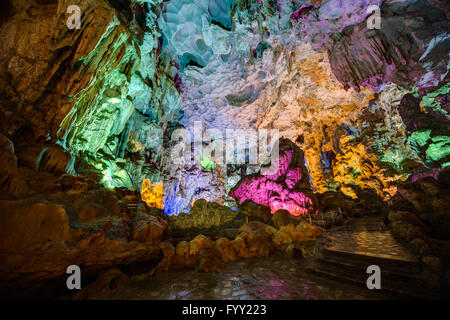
[67,254,393,300]
[67,217,420,300]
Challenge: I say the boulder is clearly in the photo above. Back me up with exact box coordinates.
[189,235,217,272]
[417,176,441,197]
[438,167,450,189]
[272,209,302,228]
[391,221,410,240]
[215,237,238,263]
[354,189,386,214]
[272,222,321,257]
[410,239,433,256]
[131,214,169,244]
[0,194,169,298]
[157,241,176,271]
[72,268,130,300]
[430,192,450,239]
[391,221,425,242]
[397,183,429,212]
[239,200,272,224]
[0,134,27,197]
[316,191,356,213]
[421,256,441,272]
[232,222,277,258]
[387,211,426,229]
[395,172,450,239]
[19,167,61,194]
[172,241,193,269]
[169,199,239,230]
[158,235,220,272]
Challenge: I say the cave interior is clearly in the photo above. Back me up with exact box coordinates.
[0,0,449,300]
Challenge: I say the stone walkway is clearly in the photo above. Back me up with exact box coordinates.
[325,216,418,262]
[307,216,431,299]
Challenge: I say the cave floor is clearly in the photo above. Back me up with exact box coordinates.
[90,255,396,300]
[66,216,424,300]
[325,216,417,262]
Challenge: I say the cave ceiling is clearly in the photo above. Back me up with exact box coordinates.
[0,0,449,215]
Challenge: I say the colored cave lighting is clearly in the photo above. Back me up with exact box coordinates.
[420,83,450,119]
[141,179,164,209]
[201,151,216,170]
[230,147,313,216]
[163,182,185,216]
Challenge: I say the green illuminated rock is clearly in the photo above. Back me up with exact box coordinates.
[201,151,216,170]
[426,136,450,163]
[54,2,183,190]
[420,83,450,119]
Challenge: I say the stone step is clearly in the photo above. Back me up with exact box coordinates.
[322,248,421,274]
[315,256,424,283]
[307,267,429,299]
[308,249,439,299]
[313,257,434,295]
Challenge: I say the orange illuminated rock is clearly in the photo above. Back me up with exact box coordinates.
[232,222,277,259]
[157,241,176,271]
[272,222,321,257]
[141,179,164,209]
[0,190,169,297]
[215,237,238,263]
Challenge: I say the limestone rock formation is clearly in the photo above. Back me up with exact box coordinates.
[272,222,321,257]
[0,134,27,197]
[387,168,450,282]
[168,199,239,230]
[0,0,183,192]
[0,0,449,299]
[396,171,450,240]
[230,139,316,216]
[233,221,277,258]
[0,186,169,297]
[239,199,273,224]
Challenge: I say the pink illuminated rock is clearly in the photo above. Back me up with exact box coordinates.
[290,4,314,22]
[286,168,302,189]
[230,140,315,216]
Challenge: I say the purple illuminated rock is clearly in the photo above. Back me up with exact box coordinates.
[291,0,449,90]
[327,1,449,91]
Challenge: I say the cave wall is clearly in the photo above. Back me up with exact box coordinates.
[0,0,183,193]
[157,0,448,208]
[0,0,448,213]
[0,0,449,298]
